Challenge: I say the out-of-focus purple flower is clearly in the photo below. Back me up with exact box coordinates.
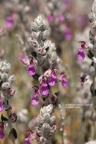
[77,41,87,61]
[58,14,65,22]
[80,41,86,49]
[6,15,14,28]
[27,64,36,76]
[0,131,4,140]
[19,53,25,62]
[0,102,4,112]
[77,15,88,28]
[48,14,54,22]
[0,97,4,112]
[62,77,68,87]
[64,27,72,40]
[58,72,68,87]
[19,55,29,65]
[77,48,85,61]
[25,137,31,144]
[0,122,4,131]
[63,0,71,6]
[0,122,4,140]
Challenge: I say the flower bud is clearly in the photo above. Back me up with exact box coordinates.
[8,75,15,84]
[2,82,10,90]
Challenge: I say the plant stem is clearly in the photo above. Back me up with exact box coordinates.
[5,96,16,144]
[58,104,65,144]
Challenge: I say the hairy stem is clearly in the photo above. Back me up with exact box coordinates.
[58,104,65,144]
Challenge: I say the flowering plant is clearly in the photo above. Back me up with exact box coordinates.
[19,15,67,144]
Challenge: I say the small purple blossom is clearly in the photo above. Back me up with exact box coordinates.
[31,94,39,106]
[77,15,88,28]
[31,87,39,106]
[27,64,36,76]
[48,69,57,86]
[62,77,68,87]
[77,48,85,61]
[48,14,54,22]
[48,74,57,86]
[0,97,4,112]
[58,14,65,22]
[0,131,4,140]
[40,86,49,96]
[25,130,36,144]
[79,41,86,49]
[20,54,36,76]
[77,41,87,61]
[27,57,36,76]
[0,122,4,140]
[64,27,72,40]
[63,0,71,6]
[6,15,14,28]
[58,72,68,87]
[19,53,25,62]
[40,77,49,96]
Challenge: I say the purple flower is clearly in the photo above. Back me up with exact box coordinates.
[79,41,86,49]
[0,131,4,140]
[6,15,14,28]
[25,136,32,144]
[58,14,65,22]
[31,94,39,106]
[77,41,86,61]
[77,15,88,28]
[0,97,4,112]
[19,53,25,61]
[40,77,49,96]
[48,68,57,86]
[0,122,4,140]
[48,14,54,22]
[48,74,57,86]
[77,48,85,61]
[64,27,72,40]
[0,122,4,131]
[57,72,68,88]
[27,64,36,76]
[31,87,39,106]
[25,130,36,144]
[27,57,36,76]
[40,86,49,96]
[63,0,71,6]
[62,77,68,87]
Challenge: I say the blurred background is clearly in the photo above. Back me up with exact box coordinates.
[0,0,94,144]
